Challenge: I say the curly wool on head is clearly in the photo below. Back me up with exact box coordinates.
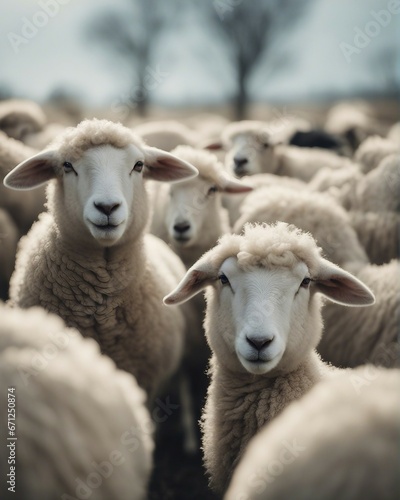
[170,145,225,185]
[210,222,322,275]
[49,118,145,162]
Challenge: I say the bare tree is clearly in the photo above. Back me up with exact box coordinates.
[88,0,170,117]
[209,0,311,119]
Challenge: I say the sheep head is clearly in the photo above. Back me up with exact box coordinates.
[164,222,375,376]
[4,119,198,248]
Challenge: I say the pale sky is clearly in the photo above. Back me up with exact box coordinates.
[0,0,398,107]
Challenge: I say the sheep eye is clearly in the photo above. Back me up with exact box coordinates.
[63,162,76,175]
[132,161,144,173]
[301,277,311,288]
[262,143,270,149]
[208,186,218,196]
[218,273,230,286]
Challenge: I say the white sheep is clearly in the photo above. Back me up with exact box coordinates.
[133,120,200,152]
[354,135,399,174]
[308,163,362,193]
[325,101,387,151]
[0,304,153,500]
[226,366,400,500]
[223,173,307,227]
[149,145,252,268]
[164,222,374,493]
[212,120,352,181]
[0,98,46,141]
[235,187,369,272]
[350,153,399,213]
[4,118,198,401]
[234,187,399,369]
[319,258,400,368]
[0,131,46,233]
[349,210,399,265]
[0,208,19,300]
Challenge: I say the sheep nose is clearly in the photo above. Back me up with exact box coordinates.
[234,157,248,168]
[246,335,274,351]
[94,202,120,216]
[173,221,190,234]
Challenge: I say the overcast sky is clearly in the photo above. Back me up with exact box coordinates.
[0,0,398,107]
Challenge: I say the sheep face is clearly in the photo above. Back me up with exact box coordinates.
[166,177,221,247]
[164,222,375,377]
[59,144,145,246]
[225,133,275,178]
[4,123,199,248]
[204,257,320,376]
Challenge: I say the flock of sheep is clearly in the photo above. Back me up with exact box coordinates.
[0,98,399,500]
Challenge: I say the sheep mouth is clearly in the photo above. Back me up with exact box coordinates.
[233,168,249,178]
[92,222,121,231]
[173,235,191,243]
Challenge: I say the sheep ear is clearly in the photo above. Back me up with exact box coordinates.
[314,259,375,306]
[164,261,216,305]
[4,150,58,190]
[143,146,198,182]
[218,175,253,194]
[202,140,224,151]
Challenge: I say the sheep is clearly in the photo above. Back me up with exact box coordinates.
[210,120,352,181]
[349,210,399,265]
[164,222,374,493]
[308,163,362,193]
[354,135,399,174]
[349,154,400,213]
[319,259,400,368]
[133,120,200,152]
[149,145,251,442]
[0,208,19,300]
[23,122,66,150]
[0,131,46,233]
[0,98,46,141]
[325,101,387,152]
[223,173,308,227]
[4,118,198,401]
[234,188,399,369]
[0,304,153,500]
[334,153,400,213]
[235,187,369,272]
[149,145,252,268]
[225,366,400,500]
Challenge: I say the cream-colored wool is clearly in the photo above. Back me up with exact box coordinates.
[6,119,198,401]
[235,187,369,271]
[309,163,362,193]
[0,99,46,140]
[349,210,399,265]
[223,173,307,226]
[0,209,18,300]
[319,259,400,368]
[351,154,400,213]
[226,367,400,500]
[325,101,387,150]
[150,145,251,268]
[164,223,374,493]
[234,188,398,369]
[133,120,200,152]
[0,304,153,500]
[355,135,399,174]
[0,131,45,233]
